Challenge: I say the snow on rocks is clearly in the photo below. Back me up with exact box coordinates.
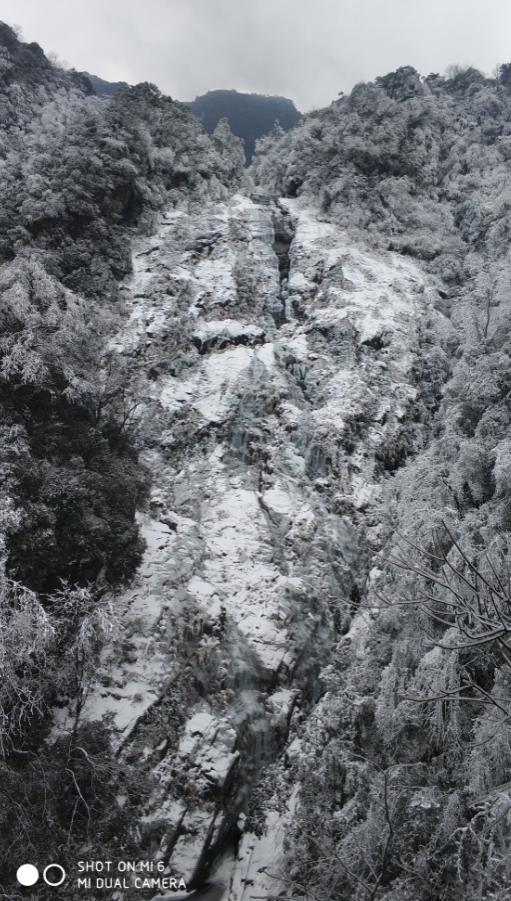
[74,191,435,895]
[81,513,196,738]
[174,711,238,789]
[160,345,255,422]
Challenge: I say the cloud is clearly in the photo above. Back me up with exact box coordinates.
[2,0,511,110]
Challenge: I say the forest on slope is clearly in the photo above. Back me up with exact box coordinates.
[252,63,511,900]
[0,22,245,898]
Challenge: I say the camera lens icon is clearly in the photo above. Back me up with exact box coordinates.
[16,863,66,887]
[43,864,66,886]
[16,864,39,886]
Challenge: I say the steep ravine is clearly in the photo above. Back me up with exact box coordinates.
[74,190,441,899]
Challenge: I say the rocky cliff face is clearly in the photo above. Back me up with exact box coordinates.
[76,189,440,898]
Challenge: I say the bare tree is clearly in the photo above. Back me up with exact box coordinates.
[388,522,511,662]
[383,523,511,791]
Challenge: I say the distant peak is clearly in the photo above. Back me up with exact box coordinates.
[186,90,301,162]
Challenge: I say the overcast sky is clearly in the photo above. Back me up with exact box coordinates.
[1,0,510,110]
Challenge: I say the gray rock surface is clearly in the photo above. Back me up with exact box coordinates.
[78,190,435,896]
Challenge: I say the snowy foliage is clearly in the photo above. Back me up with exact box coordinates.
[254,62,511,901]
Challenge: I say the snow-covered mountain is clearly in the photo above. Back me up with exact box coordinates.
[5,20,511,901]
[71,188,440,897]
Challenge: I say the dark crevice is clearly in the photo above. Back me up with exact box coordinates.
[271,206,295,328]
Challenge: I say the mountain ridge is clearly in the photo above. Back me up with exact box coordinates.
[185,89,301,161]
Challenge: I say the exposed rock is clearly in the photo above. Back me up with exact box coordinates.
[75,190,437,896]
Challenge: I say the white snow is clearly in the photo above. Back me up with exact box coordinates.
[262,485,294,515]
[192,319,264,342]
[160,346,254,422]
[70,189,434,892]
